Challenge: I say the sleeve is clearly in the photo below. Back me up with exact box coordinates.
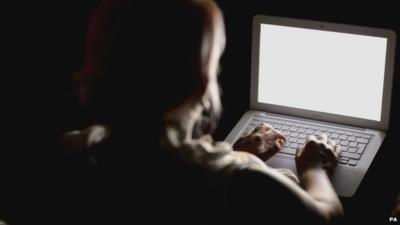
[225,168,326,225]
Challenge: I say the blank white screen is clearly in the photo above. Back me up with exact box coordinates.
[258,24,387,121]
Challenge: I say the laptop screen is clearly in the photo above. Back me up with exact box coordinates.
[257,24,388,121]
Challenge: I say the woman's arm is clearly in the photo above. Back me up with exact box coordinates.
[234,124,343,222]
[254,161,343,223]
[298,168,343,221]
[232,124,343,223]
[293,133,343,221]
[237,161,343,223]
[227,165,340,225]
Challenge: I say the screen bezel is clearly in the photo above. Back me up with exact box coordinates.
[250,15,396,131]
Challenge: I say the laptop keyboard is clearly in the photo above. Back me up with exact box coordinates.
[242,115,373,167]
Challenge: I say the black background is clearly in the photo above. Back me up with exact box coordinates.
[7,0,400,224]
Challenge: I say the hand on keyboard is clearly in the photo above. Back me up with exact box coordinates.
[233,123,286,161]
[295,134,341,177]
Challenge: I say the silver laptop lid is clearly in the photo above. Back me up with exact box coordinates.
[250,15,396,131]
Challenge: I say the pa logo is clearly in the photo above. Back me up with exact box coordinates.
[390,217,398,223]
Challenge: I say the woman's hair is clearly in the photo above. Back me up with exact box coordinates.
[74,0,223,135]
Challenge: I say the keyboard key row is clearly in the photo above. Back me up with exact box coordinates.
[341,152,361,160]
[246,117,370,167]
[251,118,371,139]
[339,157,358,166]
[249,120,372,141]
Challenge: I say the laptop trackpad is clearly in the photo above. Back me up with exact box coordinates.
[265,153,363,197]
[266,154,298,175]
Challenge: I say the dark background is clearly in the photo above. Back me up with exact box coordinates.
[6,0,399,224]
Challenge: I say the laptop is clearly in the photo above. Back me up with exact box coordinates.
[225,15,396,197]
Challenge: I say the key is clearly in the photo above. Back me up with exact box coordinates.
[298,128,306,133]
[356,138,368,144]
[349,142,357,147]
[339,158,349,165]
[299,133,307,139]
[347,136,356,142]
[342,152,361,160]
[348,160,358,166]
[339,135,347,140]
[348,147,357,153]
[356,144,366,154]
[362,134,371,139]
[331,133,339,139]
[297,138,306,144]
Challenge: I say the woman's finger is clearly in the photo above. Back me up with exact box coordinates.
[275,131,286,142]
[327,139,336,146]
[318,133,328,143]
[333,143,341,158]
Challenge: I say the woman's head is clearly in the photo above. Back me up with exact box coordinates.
[74,0,226,137]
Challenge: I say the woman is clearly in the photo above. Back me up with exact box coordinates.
[65,0,343,224]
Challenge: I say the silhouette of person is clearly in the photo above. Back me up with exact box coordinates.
[64,0,343,224]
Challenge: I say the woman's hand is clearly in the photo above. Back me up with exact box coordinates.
[233,123,285,161]
[295,134,341,177]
